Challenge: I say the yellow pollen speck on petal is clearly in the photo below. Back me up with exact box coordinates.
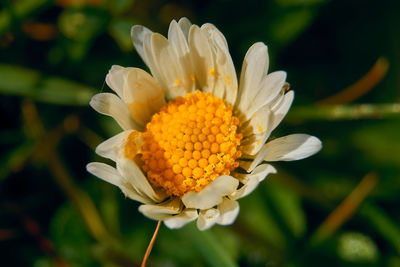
[234,86,238,91]
[138,90,242,197]
[208,69,215,75]
[226,75,231,85]
[257,140,261,145]
[175,78,181,86]
[190,74,195,81]
[258,126,264,132]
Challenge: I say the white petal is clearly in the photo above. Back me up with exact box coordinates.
[182,176,239,210]
[240,90,295,158]
[123,68,166,125]
[263,134,322,162]
[240,106,274,155]
[89,93,140,131]
[197,208,220,231]
[86,162,151,203]
[189,25,215,93]
[117,157,165,202]
[200,23,238,105]
[216,198,239,225]
[270,90,294,130]
[168,20,191,60]
[244,71,287,118]
[131,25,153,67]
[95,130,135,162]
[149,33,194,99]
[139,198,182,220]
[105,65,127,98]
[201,23,228,50]
[236,42,269,112]
[178,17,192,40]
[230,164,276,199]
[164,208,198,229]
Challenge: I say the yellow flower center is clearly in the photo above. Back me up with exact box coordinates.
[140,90,242,197]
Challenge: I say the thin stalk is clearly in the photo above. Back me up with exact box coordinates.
[141,221,162,267]
[287,103,400,121]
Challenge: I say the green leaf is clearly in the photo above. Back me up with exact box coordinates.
[0,141,36,181]
[13,0,52,16]
[265,182,307,238]
[50,203,96,266]
[269,8,315,46]
[0,64,96,105]
[0,64,41,95]
[238,190,287,249]
[33,258,54,267]
[38,77,95,105]
[351,120,400,167]
[58,8,108,42]
[359,202,400,254]
[58,8,109,61]
[108,0,135,15]
[109,18,135,52]
[182,223,238,267]
[0,9,12,34]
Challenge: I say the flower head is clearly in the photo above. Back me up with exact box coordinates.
[87,18,322,230]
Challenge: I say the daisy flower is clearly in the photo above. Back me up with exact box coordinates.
[87,18,322,230]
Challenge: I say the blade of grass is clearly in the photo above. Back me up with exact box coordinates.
[182,223,238,267]
[358,202,400,254]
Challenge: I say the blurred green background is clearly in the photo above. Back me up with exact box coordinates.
[1,0,400,266]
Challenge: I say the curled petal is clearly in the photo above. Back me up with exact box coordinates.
[230,164,276,200]
[95,130,135,162]
[105,65,127,98]
[117,157,166,202]
[244,71,287,119]
[217,198,239,225]
[197,208,220,231]
[164,209,198,229]
[270,90,294,130]
[139,198,182,220]
[182,176,239,210]
[89,93,141,131]
[86,162,152,204]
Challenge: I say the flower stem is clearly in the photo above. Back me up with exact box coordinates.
[288,103,400,121]
[141,221,162,267]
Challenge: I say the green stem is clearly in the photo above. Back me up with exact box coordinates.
[288,103,400,121]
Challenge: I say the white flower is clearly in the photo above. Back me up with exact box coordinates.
[87,18,322,231]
